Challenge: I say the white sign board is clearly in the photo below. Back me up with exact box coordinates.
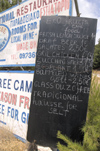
[0,72,33,141]
[0,0,72,67]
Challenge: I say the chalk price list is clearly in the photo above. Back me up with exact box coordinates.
[32,16,96,117]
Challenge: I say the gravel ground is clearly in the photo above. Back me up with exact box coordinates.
[0,127,52,151]
[0,127,27,151]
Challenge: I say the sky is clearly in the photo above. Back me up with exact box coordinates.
[73,0,100,44]
[5,0,100,44]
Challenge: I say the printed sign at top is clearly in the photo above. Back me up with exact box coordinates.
[0,0,72,67]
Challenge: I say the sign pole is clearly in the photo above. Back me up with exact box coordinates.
[74,0,80,17]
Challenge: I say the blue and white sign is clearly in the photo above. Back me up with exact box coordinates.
[0,72,34,141]
[0,0,72,67]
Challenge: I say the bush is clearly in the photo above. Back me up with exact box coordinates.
[57,74,100,151]
[93,39,100,69]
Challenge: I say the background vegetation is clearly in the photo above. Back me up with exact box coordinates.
[0,0,22,12]
[93,39,100,69]
[57,75,100,151]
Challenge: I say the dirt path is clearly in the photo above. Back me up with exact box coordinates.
[0,127,27,151]
[0,127,52,151]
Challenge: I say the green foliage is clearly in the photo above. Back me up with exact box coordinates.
[93,39,100,69]
[57,131,86,151]
[57,75,100,151]
[0,0,22,12]
[11,0,22,6]
[0,0,11,12]
[82,75,100,151]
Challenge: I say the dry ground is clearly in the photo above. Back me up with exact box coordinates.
[0,127,27,151]
[0,127,52,151]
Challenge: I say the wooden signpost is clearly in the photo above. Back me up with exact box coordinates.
[27,16,97,148]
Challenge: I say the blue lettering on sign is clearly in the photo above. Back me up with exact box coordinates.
[14,80,32,93]
[0,11,15,23]
[10,11,39,27]
[0,24,11,52]
[25,81,32,93]
[11,25,26,35]
[11,35,21,43]
[27,22,37,31]
[8,79,12,89]
[14,80,19,90]
[20,80,24,91]
[0,104,5,115]
[3,79,7,88]
[7,106,19,121]
[19,52,36,59]
[0,79,2,87]
[21,112,29,124]
[0,78,11,89]
[23,31,34,41]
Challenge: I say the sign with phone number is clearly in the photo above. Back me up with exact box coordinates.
[19,52,36,59]
[0,0,72,67]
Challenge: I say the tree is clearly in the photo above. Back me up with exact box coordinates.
[93,39,100,69]
[0,0,22,12]
[11,0,22,6]
[0,0,11,12]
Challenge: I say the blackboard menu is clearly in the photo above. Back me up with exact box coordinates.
[27,16,97,147]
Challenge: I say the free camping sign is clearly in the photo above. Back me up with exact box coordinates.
[0,72,34,141]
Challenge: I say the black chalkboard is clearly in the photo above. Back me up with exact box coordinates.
[27,16,97,148]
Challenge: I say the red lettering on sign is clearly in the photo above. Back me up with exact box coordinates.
[25,5,28,13]
[24,97,29,109]
[17,9,20,17]
[29,2,32,12]
[21,7,24,15]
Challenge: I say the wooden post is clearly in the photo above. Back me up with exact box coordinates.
[74,0,80,17]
